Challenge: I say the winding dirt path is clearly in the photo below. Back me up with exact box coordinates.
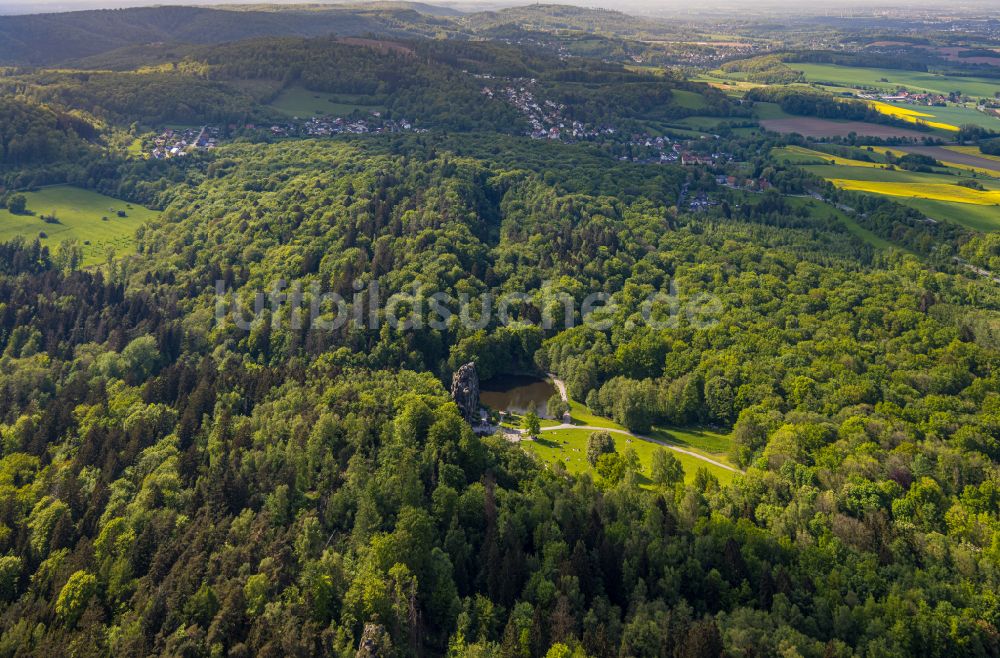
[547,373,572,422]
[547,373,569,402]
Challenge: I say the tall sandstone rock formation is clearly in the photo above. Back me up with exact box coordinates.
[450,362,479,424]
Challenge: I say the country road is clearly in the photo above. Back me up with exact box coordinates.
[956,257,1000,284]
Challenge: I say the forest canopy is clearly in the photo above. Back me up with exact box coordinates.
[0,135,998,657]
[0,9,999,658]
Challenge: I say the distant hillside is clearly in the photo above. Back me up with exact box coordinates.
[316,2,465,18]
[459,3,679,39]
[0,3,693,67]
[0,4,452,65]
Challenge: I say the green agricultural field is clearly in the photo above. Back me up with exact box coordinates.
[524,427,735,485]
[898,197,1000,232]
[808,163,1000,187]
[640,119,707,138]
[675,116,731,130]
[905,103,1000,131]
[875,101,1000,131]
[754,102,795,120]
[693,73,766,96]
[791,62,1000,99]
[671,89,710,110]
[268,86,382,117]
[804,163,1000,231]
[773,145,829,165]
[0,185,158,265]
[563,36,616,56]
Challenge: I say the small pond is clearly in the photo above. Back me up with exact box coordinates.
[479,374,557,419]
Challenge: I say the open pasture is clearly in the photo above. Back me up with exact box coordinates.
[0,185,157,265]
[268,86,382,117]
[899,198,1000,232]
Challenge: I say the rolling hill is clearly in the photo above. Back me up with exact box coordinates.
[0,4,451,65]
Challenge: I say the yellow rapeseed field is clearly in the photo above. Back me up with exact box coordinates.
[829,179,1000,205]
[775,145,887,168]
[871,102,934,119]
[869,101,960,132]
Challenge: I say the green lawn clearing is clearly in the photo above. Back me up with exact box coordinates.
[525,427,735,486]
[0,185,158,265]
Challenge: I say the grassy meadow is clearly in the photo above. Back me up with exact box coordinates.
[902,198,1000,233]
[524,427,736,486]
[268,86,382,117]
[671,89,711,110]
[510,392,737,485]
[648,426,734,458]
[0,185,158,265]
[563,398,624,430]
[754,102,795,121]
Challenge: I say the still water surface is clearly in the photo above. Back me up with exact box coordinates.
[479,375,557,418]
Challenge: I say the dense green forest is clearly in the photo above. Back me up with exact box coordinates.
[0,97,96,166]
[4,72,263,127]
[0,134,998,657]
[745,88,909,125]
[1,5,1000,657]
